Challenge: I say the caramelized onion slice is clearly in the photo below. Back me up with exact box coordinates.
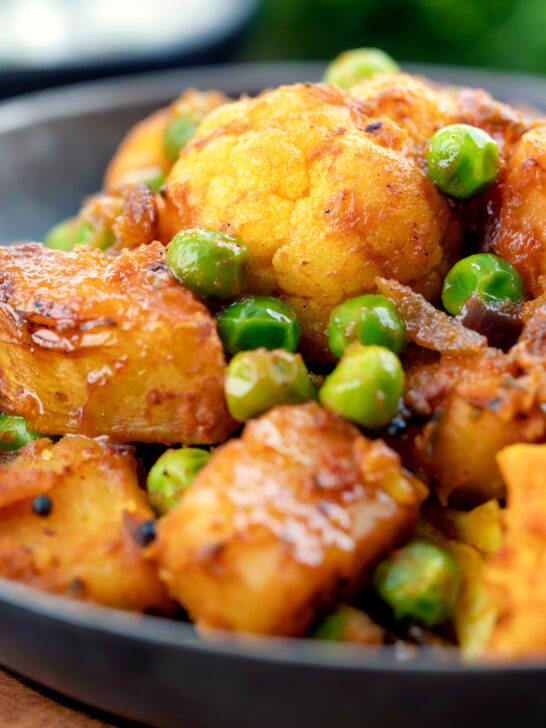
[375,277,489,356]
[457,296,522,351]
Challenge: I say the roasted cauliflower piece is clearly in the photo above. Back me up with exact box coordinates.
[159,81,462,360]
[485,444,546,658]
[481,125,546,297]
[154,402,425,636]
[104,88,229,194]
[0,436,171,612]
[0,242,235,444]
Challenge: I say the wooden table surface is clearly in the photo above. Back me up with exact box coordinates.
[0,670,116,727]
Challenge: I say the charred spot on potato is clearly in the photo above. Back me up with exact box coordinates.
[364,120,383,133]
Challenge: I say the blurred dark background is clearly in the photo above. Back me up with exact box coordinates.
[0,0,545,100]
[245,0,546,73]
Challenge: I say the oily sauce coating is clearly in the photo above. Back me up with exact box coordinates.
[159,80,462,360]
[154,402,425,636]
[0,242,235,444]
[0,436,171,612]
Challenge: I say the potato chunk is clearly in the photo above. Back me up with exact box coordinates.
[350,73,458,149]
[154,402,424,636]
[159,81,462,360]
[481,125,546,297]
[104,89,229,194]
[0,436,171,612]
[485,444,546,658]
[399,304,546,506]
[0,242,235,444]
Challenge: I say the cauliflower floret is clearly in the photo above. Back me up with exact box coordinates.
[159,82,463,359]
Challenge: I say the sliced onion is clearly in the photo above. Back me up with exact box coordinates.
[375,277,489,356]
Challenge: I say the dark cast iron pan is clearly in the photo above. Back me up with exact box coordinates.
[0,62,545,728]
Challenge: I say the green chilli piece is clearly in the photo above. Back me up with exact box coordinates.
[44,218,83,251]
[218,296,301,355]
[118,166,167,193]
[442,253,525,316]
[224,348,315,422]
[328,294,407,359]
[147,447,211,516]
[374,541,460,627]
[164,113,200,162]
[319,344,404,429]
[426,124,499,199]
[0,414,42,452]
[166,227,253,301]
[323,48,399,88]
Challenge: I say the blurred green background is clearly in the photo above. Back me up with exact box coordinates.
[243,0,546,74]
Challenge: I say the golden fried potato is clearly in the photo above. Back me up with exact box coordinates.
[485,444,546,658]
[154,402,425,636]
[399,304,546,505]
[104,89,229,194]
[159,81,462,360]
[352,74,533,158]
[0,242,235,444]
[0,436,171,612]
[481,125,546,297]
[452,85,534,155]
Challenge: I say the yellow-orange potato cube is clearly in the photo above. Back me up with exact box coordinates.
[0,436,171,612]
[104,89,228,194]
[154,402,424,636]
[0,242,235,444]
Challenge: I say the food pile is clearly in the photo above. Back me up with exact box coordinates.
[1,48,546,661]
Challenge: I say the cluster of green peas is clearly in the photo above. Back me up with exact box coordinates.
[18,47,527,632]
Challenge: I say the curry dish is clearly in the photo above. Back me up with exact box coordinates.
[1,49,546,662]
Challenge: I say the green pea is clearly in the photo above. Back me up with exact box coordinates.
[319,344,403,429]
[328,294,407,359]
[224,348,315,422]
[313,611,345,641]
[0,414,42,452]
[323,48,399,88]
[44,218,82,251]
[426,124,499,199]
[77,222,116,251]
[374,541,460,627]
[147,448,211,516]
[442,253,525,316]
[217,296,300,355]
[118,166,167,193]
[312,605,384,644]
[166,227,252,301]
[164,113,200,162]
